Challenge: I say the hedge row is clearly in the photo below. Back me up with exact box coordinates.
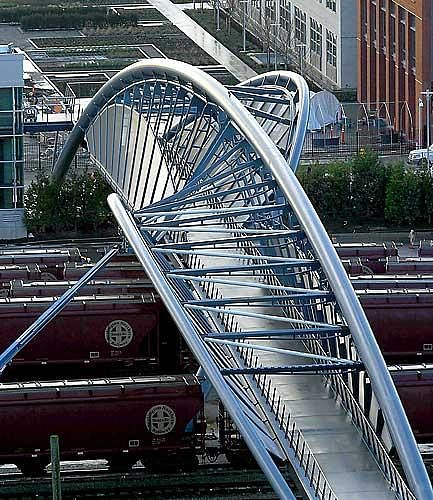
[24,172,113,234]
[0,6,137,29]
[297,152,433,227]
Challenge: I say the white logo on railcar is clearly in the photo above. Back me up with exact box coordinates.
[145,405,176,435]
[104,320,134,348]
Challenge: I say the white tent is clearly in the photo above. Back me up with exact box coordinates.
[307,90,342,131]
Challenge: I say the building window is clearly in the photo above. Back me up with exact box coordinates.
[310,18,322,56]
[370,1,376,46]
[294,6,306,43]
[399,7,406,65]
[390,2,396,56]
[380,0,386,51]
[326,0,336,12]
[409,13,415,71]
[280,0,291,32]
[0,89,13,112]
[265,0,276,23]
[361,0,367,39]
[326,30,337,67]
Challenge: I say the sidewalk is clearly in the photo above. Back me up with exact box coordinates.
[147,0,257,81]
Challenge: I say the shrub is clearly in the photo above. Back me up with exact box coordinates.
[297,152,433,228]
[24,171,113,235]
[384,164,423,225]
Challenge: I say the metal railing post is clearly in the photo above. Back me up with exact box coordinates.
[50,435,62,500]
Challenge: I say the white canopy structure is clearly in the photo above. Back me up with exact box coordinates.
[308,90,342,131]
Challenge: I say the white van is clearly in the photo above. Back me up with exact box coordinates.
[407,146,433,166]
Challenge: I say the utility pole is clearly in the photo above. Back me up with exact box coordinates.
[50,435,62,500]
[270,22,280,70]
[240,0,248,52]
[421,90,433,174]
[216,0,220,30]
[418,97,424,148]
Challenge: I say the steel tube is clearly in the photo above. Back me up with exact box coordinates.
[108,193,296,500]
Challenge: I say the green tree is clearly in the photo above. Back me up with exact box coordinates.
[350,150,387,219]
[384,164,422,225]
[24,171,113,235]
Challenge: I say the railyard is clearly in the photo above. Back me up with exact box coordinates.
[0,1,430,499]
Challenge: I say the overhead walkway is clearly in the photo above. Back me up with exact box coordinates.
[51,60,432,500]
[182,233,396,499]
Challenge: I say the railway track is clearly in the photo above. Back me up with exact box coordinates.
[0,465,297,499]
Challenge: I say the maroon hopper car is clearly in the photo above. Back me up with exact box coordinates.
[0,375,204,475]
[64,262,147,280]
[358,290,433,361]
[390,366,433,442]
[334,243,397,259]
[7,279,156,298]
[387,259,433,274]
[0,294,162,379]
[341,258,386,276]
[0,248,84,266]
[351,275,433,290]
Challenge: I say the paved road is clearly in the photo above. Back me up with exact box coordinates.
[146,0,257,81]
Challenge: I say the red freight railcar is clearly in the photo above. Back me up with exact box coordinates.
[63,262,147,280]
[358,290,433,361]
[0,374,204,475]
[0,248,84,266]
[351,275,433,290]
[334,242,398,259]
[390,366,433,442]
[0,294,162,379]
[387,259,433,274]
[0,265,42,286]
[341,258,386,276]
[7,278,156,298]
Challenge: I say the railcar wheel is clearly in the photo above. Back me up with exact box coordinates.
[18,459,46,477]
[108,456,136,473]
[225,450,257,469]
[145,453,173,473]
[145,451,198,473]
[178,451,199,471]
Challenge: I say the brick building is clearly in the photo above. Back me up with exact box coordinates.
[358,0,432,138]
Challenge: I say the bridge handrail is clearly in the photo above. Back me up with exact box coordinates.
[186,234,338,500]
[310,340,416,500]
[254,368,339,500]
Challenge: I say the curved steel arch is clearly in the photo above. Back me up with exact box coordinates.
[53,59,431,500]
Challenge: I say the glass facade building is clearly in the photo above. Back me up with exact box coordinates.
[0,45,25,239]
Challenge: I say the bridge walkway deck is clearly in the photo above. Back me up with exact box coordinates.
[196,246,396,499]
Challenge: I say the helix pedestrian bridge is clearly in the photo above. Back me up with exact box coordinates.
[40,59,433,499]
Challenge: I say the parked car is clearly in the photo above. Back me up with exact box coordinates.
[407,145,433,165]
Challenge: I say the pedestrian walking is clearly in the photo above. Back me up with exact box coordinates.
[409,229,416,248]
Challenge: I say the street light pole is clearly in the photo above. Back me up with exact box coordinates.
[216,0,220,30]
[240,0,248,52]
[421,89,433,173]
[418,97,424,148]
[270,22,279,70]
